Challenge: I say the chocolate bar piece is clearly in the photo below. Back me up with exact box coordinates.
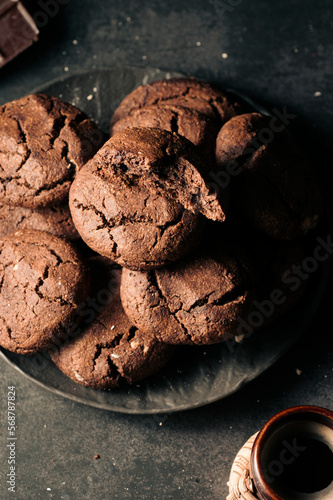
[0,0,39,68]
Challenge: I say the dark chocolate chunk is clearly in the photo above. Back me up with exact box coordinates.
[0,0,38,68]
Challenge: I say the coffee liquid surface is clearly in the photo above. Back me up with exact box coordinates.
[273,437,333,494]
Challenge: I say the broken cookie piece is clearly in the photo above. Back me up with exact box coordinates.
[69,161,204,269]
[0,229,90,354]
[50,258,174,388]
[87,127,227,221]
[0,93,103,208]
[69,127,227,269]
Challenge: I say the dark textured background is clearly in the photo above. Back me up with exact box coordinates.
[0,1,332,498]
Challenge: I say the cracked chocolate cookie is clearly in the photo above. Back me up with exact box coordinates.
[110,104,218,158]
[110,77,243,129]
[0,93,103,208]
[215,112,324,239]
[120,242,255,345]
[69,127,227,269]
[50,258,174,389]
[0,202,80,240]
[69,159,204,269]
[0,229,90,354]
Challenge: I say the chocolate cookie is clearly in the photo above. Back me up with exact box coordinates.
[0,202,80,240]
[0,229,90,354]
[69,159,204,269]
[0,93,103,208]
[110,104,218,158]
[120,242,255,345]
[110,77,242,129]
[69,127,227,269]
[215,112,324,239]
[50,259,174,388]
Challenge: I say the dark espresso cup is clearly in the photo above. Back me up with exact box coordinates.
[250,406,333,500]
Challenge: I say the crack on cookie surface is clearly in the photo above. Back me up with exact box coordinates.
[127,325,138,341]
[34,264,50,299]
[147,271,193,342]
[15,117,31,168]
[105,356,125,384]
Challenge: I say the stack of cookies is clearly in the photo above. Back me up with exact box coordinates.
[0,78,324,389]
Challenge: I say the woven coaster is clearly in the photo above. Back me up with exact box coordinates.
[227,432,259,500]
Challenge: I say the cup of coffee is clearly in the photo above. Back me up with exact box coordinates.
[250,406,333,500]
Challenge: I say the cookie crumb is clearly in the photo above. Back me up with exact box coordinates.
[296,368,302,375]
[235,334,244,343]
[73,39,78,45]
[314,91,322,97]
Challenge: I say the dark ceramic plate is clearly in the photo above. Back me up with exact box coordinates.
[0,66,329,414]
